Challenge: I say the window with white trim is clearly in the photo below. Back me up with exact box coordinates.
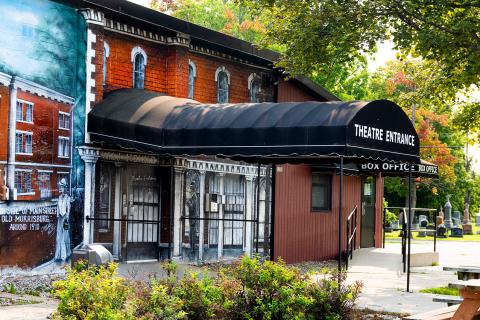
[248,73,262,103]
[58,137,70,158]
[215,66,230,103]
[188,60,196,99]
[15,170,32,194]
[58,112,71,130]
[131,46,147,89]
[103,41,110,85]
[15,131,32,154]
[16,100,33,123]
[38,172,52,199]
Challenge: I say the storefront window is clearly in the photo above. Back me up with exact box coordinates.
[311,172,331,211]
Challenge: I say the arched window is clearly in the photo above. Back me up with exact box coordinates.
[103,42,110,85]
[131,46,147,89]
[188,60,196,99]
[248,73,262,103]
[215,66,230,103]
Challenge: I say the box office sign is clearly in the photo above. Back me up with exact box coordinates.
[359,162,439,177]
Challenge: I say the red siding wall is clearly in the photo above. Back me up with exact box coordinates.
[274,164,361,263]
[0,85,9,161]
[277,79,317,102]
[274,164,384,263]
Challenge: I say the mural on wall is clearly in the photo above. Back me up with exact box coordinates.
[0,0,86,270]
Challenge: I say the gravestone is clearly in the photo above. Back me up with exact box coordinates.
[437,224,448,238]
[451,227,463,238]
[417,230,427,237]
[444,196,453,229]
[391,220,399,229]
[436,215,444,226]
[463,204,473,235]
[452,217,460,228]
[419,215,429,228]
[476,212,480,227]
[453,211,461,222]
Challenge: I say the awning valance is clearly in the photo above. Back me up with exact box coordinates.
[88,89,420,163]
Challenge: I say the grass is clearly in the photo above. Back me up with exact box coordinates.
[420,286,459,296]
[385,223,480,242]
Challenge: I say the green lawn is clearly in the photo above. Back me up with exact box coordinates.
[385,223,480,242]
[420,286,459,296]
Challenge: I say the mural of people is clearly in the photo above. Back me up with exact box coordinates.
[54,178,71,262]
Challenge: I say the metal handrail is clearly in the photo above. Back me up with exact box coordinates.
[346,205,358,270]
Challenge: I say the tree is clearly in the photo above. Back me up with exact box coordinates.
[151,0,267,43]
[240,0,480,91]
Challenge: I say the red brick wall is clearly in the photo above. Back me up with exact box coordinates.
[101,31,168,97]
[97,30,276,104]
[0,85,9,161]
[187,52,274,103]
[277,79,317,102]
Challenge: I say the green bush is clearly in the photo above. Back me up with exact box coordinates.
[51,262,131,320]
[52,257,362,320]
[221,257,312,320]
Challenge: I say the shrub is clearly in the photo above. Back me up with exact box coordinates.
[51,257,362,320]
[51,262,131,320]
[221,256,313,320]
[307,270,362,320]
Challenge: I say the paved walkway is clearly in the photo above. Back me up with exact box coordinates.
[347,240,480,315]
[0,293,58,320]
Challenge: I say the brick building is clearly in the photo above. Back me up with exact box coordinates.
[0,72,74,201]
[75,0,437,266]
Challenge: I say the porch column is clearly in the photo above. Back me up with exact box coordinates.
[173,167,185,259]
[198,170,206,261]
[112,162,122,259]
[78,146,100,245]
[245,175,254,257]
[6,77,17,195]
[217,173,225,259]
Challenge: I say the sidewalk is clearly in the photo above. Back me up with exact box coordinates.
[347,241,480,314]
[0,292,58,320]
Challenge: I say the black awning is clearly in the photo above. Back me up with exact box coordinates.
[88,89,420,163]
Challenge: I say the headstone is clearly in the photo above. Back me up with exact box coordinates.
[437,224,448,238]
[426,230,436,237]
[417,230,427,237]
[463,204,473,235]
[476,212,480,227]
[391,220,399,229]
[452,217,460,228]
[453,211,461,222]
[436,215,444,226]
[444,196,453,229]
[438,207,444,218]
[450,227,463,238]
[419,215,428,228]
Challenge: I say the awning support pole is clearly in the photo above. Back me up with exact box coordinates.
[270,164,276,261]
[168,165,174,260]
[256,163,261,254]
[407,163,412,292]
[338,156,344,273]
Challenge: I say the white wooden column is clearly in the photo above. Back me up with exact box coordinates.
[78,146,100,245]
[198,170,206,261]
[217,173,225,259]
[112,163,122,258]
[173,167,185,259]
[6,77,17,195]
[245,175,254,257]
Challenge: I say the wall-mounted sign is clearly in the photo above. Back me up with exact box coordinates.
[359,161,438,177]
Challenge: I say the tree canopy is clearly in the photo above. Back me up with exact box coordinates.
[240,0,480,91]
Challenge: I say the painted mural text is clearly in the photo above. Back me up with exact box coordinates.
[0,204,57,232]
